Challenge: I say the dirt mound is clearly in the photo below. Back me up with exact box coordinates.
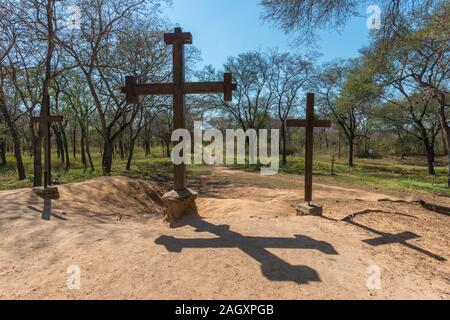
[57,176,165,221]
[0,176,165,224]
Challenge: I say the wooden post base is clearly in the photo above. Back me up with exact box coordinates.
[162,188,198,222]
[33,186,60,199]
[295,202,323,216]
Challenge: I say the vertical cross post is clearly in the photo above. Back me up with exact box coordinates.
[304,93,314,204]
[43,94,51,188]
[286,93,331,215]
[163,27,193,191]
[32,94,63,189]
[172,27,186,190]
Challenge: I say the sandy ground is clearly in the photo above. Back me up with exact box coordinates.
[0,167,449,299]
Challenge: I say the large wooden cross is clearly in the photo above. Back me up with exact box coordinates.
[121,27,236,190]
[32,94,63,188]
[286,93,331,205]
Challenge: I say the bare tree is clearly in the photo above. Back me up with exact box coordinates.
[2,0,79,185]
[0,4,26,180]
[269,51,312,164]
[261,0,357,43]
[260,0,442,44]
[56,0,165,175]
[367,2,449,175]
[316,59,378,167]
[224,51,274,131]
[399,3,449,182]
[60,70,95,171]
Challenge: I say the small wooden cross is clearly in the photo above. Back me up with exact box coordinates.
[31,94,63,188]
[286,93,331,205]
[121,27,237,190]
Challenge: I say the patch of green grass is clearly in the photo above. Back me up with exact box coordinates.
[229,154,450,197]
[0,146,210,191]
[0,149,165,190]
[1,149,449,197]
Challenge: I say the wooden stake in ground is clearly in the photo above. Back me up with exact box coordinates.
[287,93,331,215]
[31,94,63,189]
[121,27,237,221]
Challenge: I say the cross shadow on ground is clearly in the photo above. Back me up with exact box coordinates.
[27,198,67,221]
[155,213,338,284]
[342,213,446,262]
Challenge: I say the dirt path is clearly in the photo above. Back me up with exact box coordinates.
[0,168,449,299]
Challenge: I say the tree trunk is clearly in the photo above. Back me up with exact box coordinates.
[436,94,450,186]
[396,126,405,160]
[58,129,64,161]
[145,140,151,156]
[338,134,341,160]
[126,126,134,171]
[0,95,26,179]
[119,135,125,160]
[441,127,448,155]
[72,124,77,160]
[445,126,450,186]
[364,136,368,154]
[126,141,135,171]
[347,134,354,167]
[27,137,32,157]
[144,125,151,156]
[53,125,63,162]
[60,124,70,170]
[280,122,287,165]
[164,136,170,157]
[442,124,450,187]
[425,144,436,175]
[98,136,103,158]
[102,135,113,175]
[80,129,87,170]
[324,130,329,151]
[27,120,42,186]
[0,139,6,165]
[85,132,95,172]
[418,125,436,176]
[33,133,42,187]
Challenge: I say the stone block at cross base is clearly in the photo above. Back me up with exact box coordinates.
[162,188,198,222]
[296,202,323,216]
[33,186,60,199]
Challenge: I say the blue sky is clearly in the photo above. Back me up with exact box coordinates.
[163,0,371,70]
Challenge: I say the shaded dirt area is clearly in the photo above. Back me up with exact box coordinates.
[0,168,449,299]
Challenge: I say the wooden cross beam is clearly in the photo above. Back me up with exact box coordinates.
[32,115,64,125]
[31,94,63,188]
[121,27,237,190]
[121,74,236,102]
[286,93,331,204]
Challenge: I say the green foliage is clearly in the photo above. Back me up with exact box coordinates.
[336,62,381,112]
[1,148,449,197]
[231,154,450,197]
[0,147,211,191]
